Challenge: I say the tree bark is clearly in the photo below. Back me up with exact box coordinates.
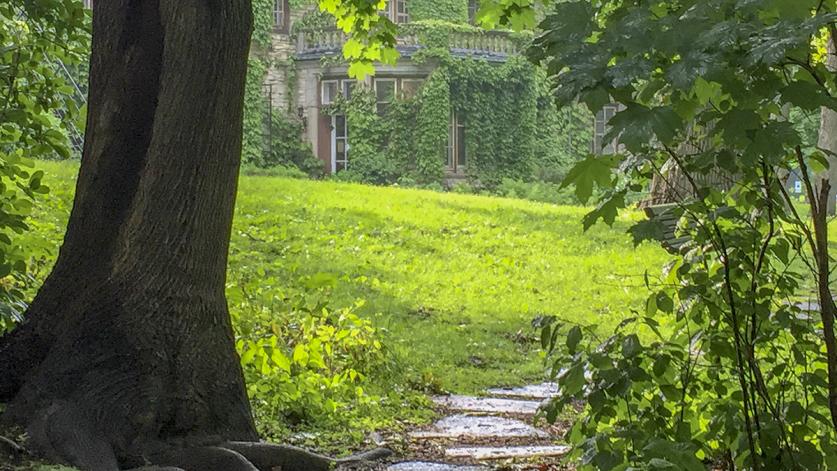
[0,0,262,467]
[817,32,837,216]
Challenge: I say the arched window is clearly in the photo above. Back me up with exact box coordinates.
[273,0,290,34]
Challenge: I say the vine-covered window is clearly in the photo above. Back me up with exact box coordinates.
[446,113,466,173]
[374,79,397,114]
[468,0,479,25]
[592,103,621,155]
[400,79,423,99]
[381,0,409,24]
[273,0,290,34]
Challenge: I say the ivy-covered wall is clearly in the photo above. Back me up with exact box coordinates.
[243,1,594,189]
[407,0,469,24]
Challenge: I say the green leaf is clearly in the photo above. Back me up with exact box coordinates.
[567,325,583,354]
[607,104,683,151]
[582,190,626,230]
[622,334,642,358]
[348,60,376,79]
[642,440,704,471]
[561,155,619,204]
[781,81,837,111]
[558,363,585,396]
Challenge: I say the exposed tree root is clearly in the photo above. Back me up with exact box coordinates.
[13,417,392,471]
[150,446,259,471]
[222,441,393,471]
[1,434,26,464]
[26,402,120,471]
[124,467,186,471]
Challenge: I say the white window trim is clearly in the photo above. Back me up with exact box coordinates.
[331,115,349,174]
[446,112,466,172]
[321,80,338,106]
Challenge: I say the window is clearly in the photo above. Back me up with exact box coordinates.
[322,79,355,105]
[374,79,397,114]
[333,115,349,172]
[395,0,409,24]
[381,0,409,23]
[83,0,93,8]
[468,0,479,25]
[273,0,289,33]
[321,80,339,105]
[322,79,354,173]
[343,80,355,100]
[446,113,466,172]
[593,103,621,154]
[400,79,423,99]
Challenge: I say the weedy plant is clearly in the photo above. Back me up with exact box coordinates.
[229,273,387,440]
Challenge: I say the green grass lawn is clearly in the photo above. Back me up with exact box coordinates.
[21,160,671,447]
[25,160,671,391]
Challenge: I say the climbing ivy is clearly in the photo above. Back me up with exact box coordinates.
[413,70,450,184]
[317,20,587,188]
[252,0,275,47]
[407,0,469,24]
[243,58,269,166]
[448,56,538,187]
[246,5,591,188]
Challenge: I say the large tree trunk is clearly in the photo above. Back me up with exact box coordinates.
[0,4,392,470]
[0,0,261,467]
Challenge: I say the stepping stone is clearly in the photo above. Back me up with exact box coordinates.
[445,445,571,461]
[410,414,548,440]
[388,462,489,471]
[486,383,559,400]
[432,395,540,415]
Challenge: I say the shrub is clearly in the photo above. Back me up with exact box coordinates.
[240,164,309,179]
[265,114,324,178]
[495,178,582,205]
[229,275,386,433]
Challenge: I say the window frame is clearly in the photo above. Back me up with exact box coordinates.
[273,0,290,34]
[399,78,424,100]
[446,112,467,173]
[332,114,349,173]
[374,78,398,114]
[381,0,409,24]
[593,103,621,155]
[321,80,339,106]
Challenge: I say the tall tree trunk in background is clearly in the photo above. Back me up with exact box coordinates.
[0,0,261,467]
[818,32,837,216]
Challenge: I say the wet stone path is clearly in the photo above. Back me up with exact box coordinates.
[386,383,571,470]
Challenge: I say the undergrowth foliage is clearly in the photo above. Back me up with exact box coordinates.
[0,1,87,333]
[230,278,385,431]
[529,0,837,469]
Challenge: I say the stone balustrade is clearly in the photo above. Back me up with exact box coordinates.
[295,27,520,60]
